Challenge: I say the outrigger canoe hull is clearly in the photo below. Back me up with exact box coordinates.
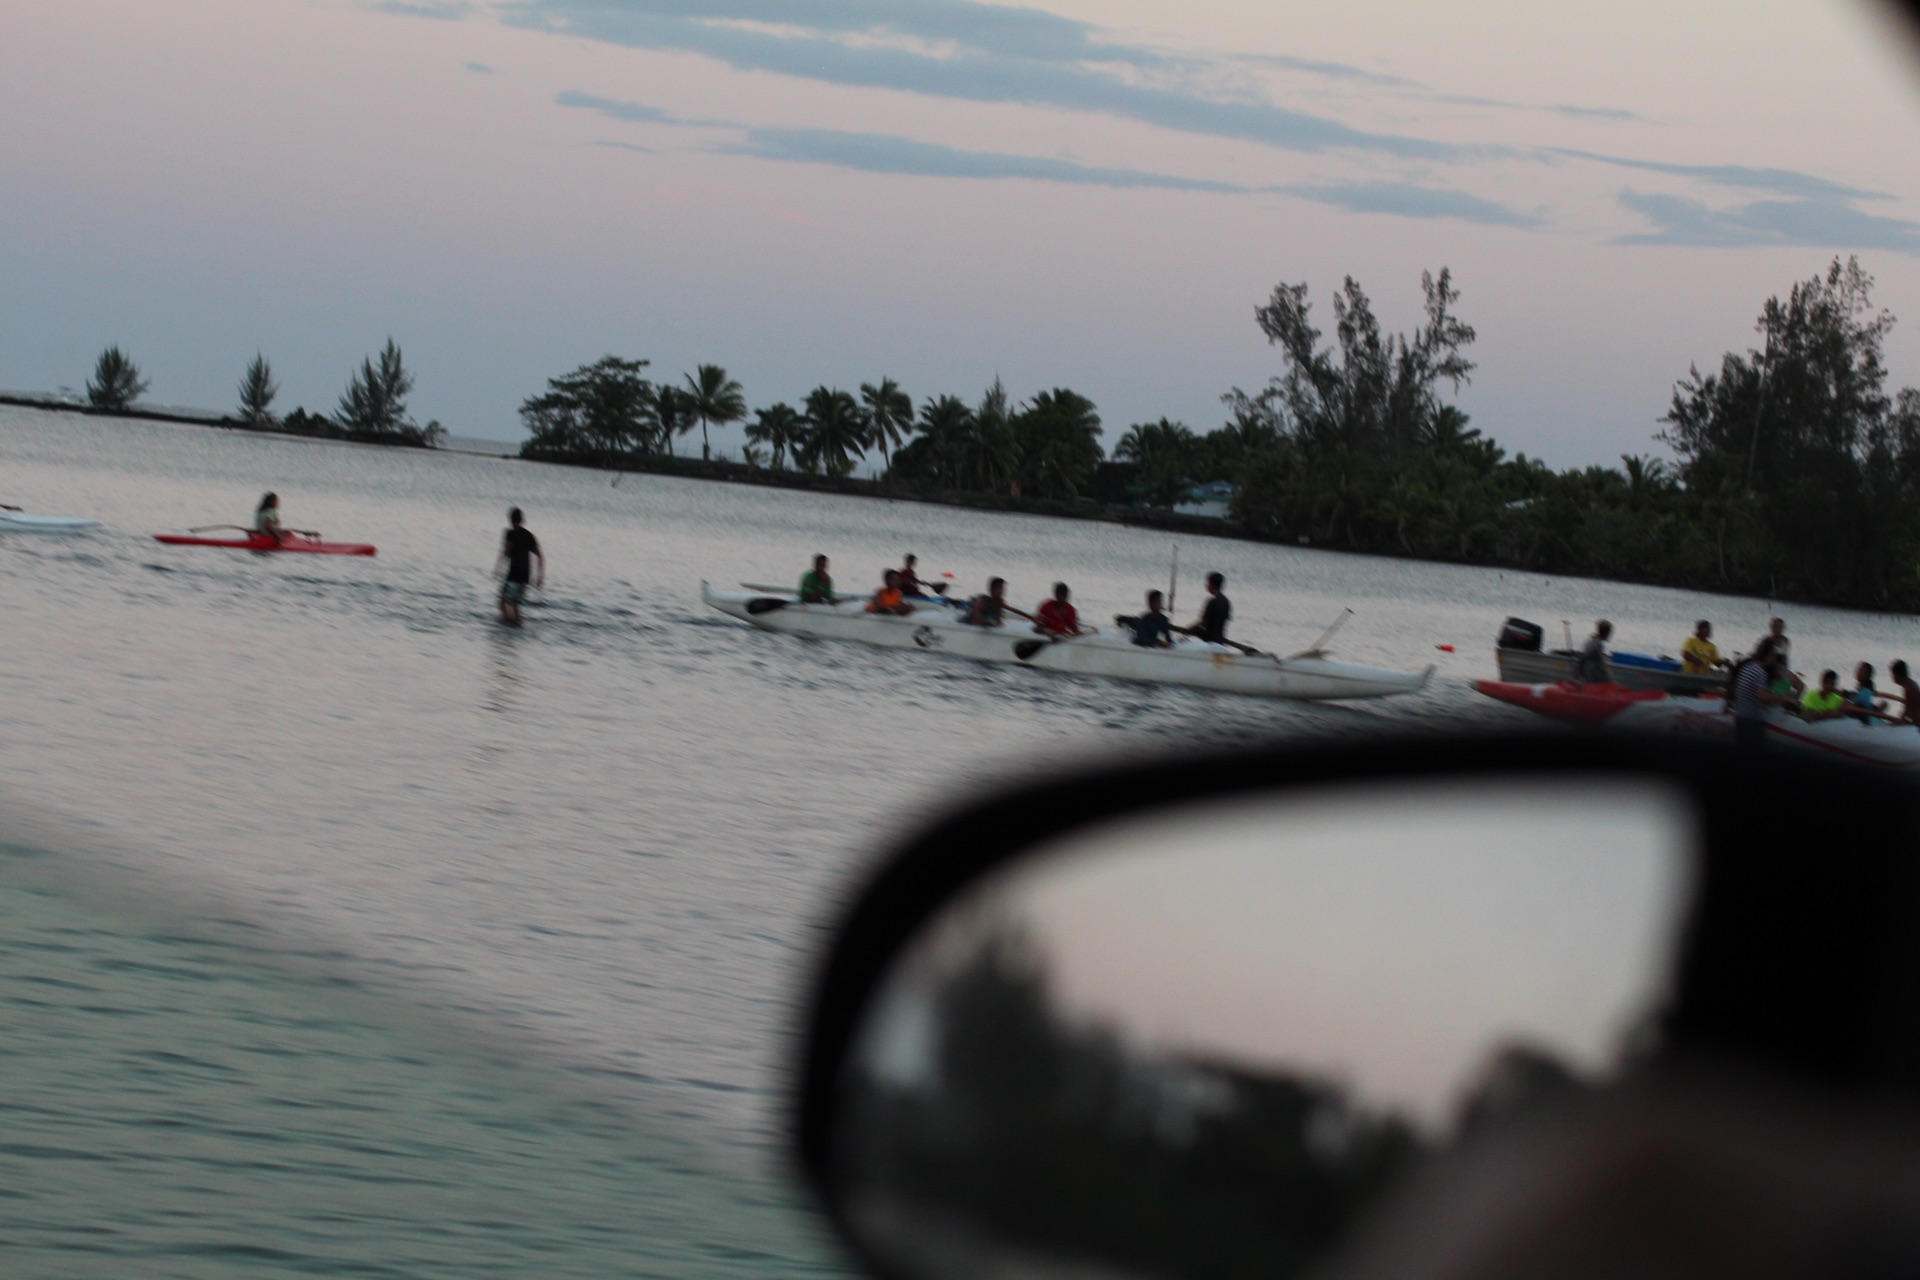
[153,533,377,556]
[1474,679,1920,769]
[703,583,1432,701]
[1,512,100,532]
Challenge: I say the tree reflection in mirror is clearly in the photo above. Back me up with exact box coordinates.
[831,780,1699,1280]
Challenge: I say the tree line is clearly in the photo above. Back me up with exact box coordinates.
[77,340,444,446]
[522,256,1920,610]
[71,255,1920,610]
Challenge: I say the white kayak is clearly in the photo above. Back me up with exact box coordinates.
[0,511,100,533]
[703,583,1433,701]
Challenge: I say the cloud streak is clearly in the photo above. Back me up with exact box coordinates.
[1615,191,1920,253]
[505,0,1461,159]
[719,126,1250,193]
[1561,150,1888,202]
[1284,181,1540,227]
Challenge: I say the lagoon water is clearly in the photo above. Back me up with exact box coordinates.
[4,404,1917,1275]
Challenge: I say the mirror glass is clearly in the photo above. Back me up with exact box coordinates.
[831,778,1698,1280]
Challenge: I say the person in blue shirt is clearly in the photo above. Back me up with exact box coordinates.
[1849,661,1891,722]
[1131,590,1174,648]
[962,578,1008,627]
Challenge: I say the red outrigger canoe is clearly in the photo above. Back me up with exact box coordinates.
[153,533,377,556]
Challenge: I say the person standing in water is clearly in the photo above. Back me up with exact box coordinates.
[494,507,544,627]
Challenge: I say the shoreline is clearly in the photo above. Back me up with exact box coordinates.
[6,393,1912,620]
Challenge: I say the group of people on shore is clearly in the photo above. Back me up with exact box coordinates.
[796,553,1235,648]
[1579,614,1920,742]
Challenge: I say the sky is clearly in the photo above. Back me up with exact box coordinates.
[924,780,1695,1129]
[6,0,1920,463]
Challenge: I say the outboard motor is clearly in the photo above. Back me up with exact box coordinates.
[1497,617,1544,652]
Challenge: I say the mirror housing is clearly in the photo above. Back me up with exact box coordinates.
[798,730,1920,1280]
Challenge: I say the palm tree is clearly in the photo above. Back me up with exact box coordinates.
[1012,388,1102,499]
[745,402,804,471]
[653,384,697,456]
[890,395,973,490]
[860,378,914,472]
[1115,418,1198,507]
[684,363,746,461]
[800,386,868,477]
[87,346,149,412]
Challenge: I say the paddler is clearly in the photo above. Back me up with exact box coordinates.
[866,569,913,616]
[1681,620,1728,674]
[1034,583,1083,637]
[253,491,317,543]
[1800,669,1847,721]
[1130,590,1175,648]
[1575,619,1612,684]
[1849,662,1891,722]
[1891,660,1920,726]
[961,578,1008,627]
[798,554,834,603]
[1186,572,1231,644]
[897,554,944,598]
[254,492,284,541]
[494,506,544,627]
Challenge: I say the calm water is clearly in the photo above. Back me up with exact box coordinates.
[4,405,1917,1274]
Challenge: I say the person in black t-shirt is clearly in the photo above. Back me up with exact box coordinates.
[1188,572,1231,644]
[494,506,544,627]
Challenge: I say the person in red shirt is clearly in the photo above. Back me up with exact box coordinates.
[1034,582,1083,637]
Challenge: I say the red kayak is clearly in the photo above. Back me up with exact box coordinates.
[1473,679,1677,724]
[153,533,377,557]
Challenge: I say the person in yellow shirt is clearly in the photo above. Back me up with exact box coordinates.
[1800,669,1847,720]
[1680,620,1728,675]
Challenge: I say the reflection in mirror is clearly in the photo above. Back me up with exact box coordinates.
[832,779,1698,1280]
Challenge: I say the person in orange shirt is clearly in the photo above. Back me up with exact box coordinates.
[1034,582,1083,637]
[866,569,913,616]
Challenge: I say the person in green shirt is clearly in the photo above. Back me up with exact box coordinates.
[1800,669,1847,721]
[798,554,834,604]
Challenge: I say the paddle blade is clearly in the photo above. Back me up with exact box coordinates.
[1014,639,1048,661]
[746,597,790,615]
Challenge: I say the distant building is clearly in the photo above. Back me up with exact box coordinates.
[1174,479,1237,520]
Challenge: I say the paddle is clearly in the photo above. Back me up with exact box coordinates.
[189,524,254,534]
[0,504,19,511]
[1172,624,1269,658]
[746,597,790,615]
[1288,608,1354,659]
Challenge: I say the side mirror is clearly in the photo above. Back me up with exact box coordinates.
[797,732,1920,1280]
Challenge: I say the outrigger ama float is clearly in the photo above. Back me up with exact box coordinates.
[702,583,1433,702]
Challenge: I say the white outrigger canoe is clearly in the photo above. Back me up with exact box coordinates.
[703,583,1433,701]
[0,511,99,533]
